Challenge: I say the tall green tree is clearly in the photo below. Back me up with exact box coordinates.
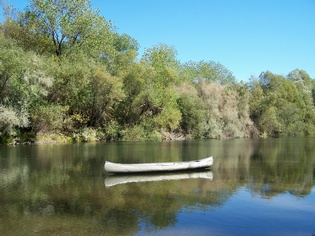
[16,0,114,57]
[86,65,124,127]
[0,31,52,136]
[287,69,315,135]
[140,44,181,131]
[180,60,235,85]
[105,33,139,77]
[249,71,315,137]
[45,53,124,132]
[176,83,204,136]
[142,44,180,86]
[287,69,313,107]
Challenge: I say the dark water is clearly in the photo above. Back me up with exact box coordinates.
[0,137,314,235]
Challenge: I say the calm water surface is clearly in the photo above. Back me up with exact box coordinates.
[0,137,314,235]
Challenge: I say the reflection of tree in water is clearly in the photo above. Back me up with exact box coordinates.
[107,183,179,231]
[247,138,315,198]
[1,138,315,235]
[103,208,139,235]
[141,195,177,229]
[102,178,230,233]
[139,209,177,232]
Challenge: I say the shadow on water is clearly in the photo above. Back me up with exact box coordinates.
[0,137,314,235]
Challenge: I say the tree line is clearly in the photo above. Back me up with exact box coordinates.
[0,0,314,143]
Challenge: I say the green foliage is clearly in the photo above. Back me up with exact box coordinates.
[0,134,15,144]
[154,103,181,131]
[101,121,122,141]
[121,124,162,141]
[1,1,315,142]
[259,106,281,136]
[115,45,182,135]
[1,9,54,55]
[197,81,256,139]
[0,106,29,136]
[20,0,114,57]
[0,32,27,103]
[180,60,235,84]
[142,44,180,87]
[0,31,52,137]
[142,44,179,72]
[30,104,67,132]
[249,71,315,137]
[176,83,204,136]
[35,132,70,143]
[87,66,124,127]
[48,54,124,131]
[72,127,98,142]
[288,69,313,108]
[106,33,139,74]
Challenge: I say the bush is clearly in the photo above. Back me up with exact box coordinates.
[72,127,98,142]
[0,135,14,144]
[31,104,67,133]
[121,125,162,141]
[0,106,29,136]
[101,122,123,141]
[35,132,70,144]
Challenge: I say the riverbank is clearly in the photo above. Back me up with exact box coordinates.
[1,129,190,145]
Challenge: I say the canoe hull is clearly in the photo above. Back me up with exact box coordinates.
[104,156,213,174]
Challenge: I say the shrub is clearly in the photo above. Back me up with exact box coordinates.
[0,106,29,136]
[30,104,67,133]
[72,127,98,142]
[121,125,162,141]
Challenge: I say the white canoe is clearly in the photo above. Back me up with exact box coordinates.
[105,171,213,187]
[104,156,213,174]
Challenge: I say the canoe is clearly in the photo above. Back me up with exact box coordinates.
[104,156,213,174]
[105,171,213,187]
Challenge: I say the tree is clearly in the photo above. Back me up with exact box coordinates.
[196,80,254,139]
[112,44,183,140]
[287,69,313,107]
[105,33,139,77]
[248,75,264,122]
[0,31,53,136]
[142,44,178,70]
[287,69,315,135]
[180,60,235,85]
[86,65,124,127]
[249,71,315,137]
[139,45,181,131]
[46,53,124,131]
[176,83,204,136]
[142,44,180,86]
[0,0,18,21]
[18,0,114,57]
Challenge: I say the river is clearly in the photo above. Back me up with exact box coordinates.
[0,137,314,235]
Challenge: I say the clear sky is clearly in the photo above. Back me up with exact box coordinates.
[2,0,315,81]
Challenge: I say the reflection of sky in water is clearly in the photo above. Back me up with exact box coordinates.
[136,186,315,236]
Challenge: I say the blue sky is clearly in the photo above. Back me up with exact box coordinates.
[2,0,315,81]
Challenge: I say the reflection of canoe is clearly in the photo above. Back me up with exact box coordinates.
[104,156,213,174]
[105,171,213,187]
